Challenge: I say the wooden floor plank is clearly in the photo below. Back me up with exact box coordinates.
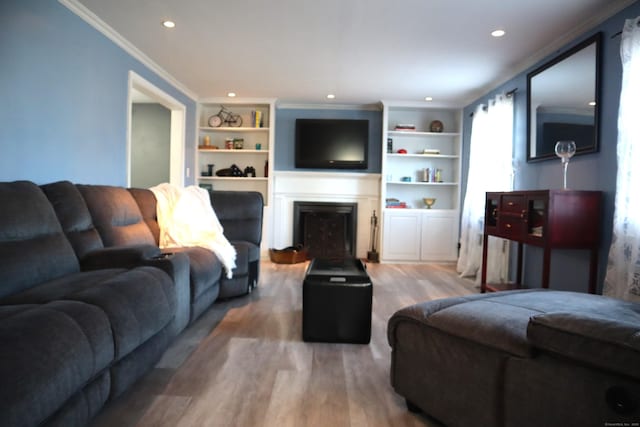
[91,261,476,427]
[135,395,192,427]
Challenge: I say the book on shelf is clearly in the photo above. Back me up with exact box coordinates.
[422,148,440,155]
[394,124,416,131]
[385,198,408,208]
[251,110,263,128]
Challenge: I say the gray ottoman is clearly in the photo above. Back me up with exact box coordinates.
[387,289,640,427]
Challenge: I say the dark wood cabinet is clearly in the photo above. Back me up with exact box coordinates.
[481,190,602,293]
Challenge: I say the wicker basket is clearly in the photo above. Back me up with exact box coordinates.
[269,245,308,264]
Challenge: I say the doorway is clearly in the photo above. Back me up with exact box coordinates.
[130,100,170,187]
[127,71,186,187]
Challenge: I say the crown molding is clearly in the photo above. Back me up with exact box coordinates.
[58,0,198,101]
[276,102,382,111]
[199,97,278,106]
[462,0,637,106]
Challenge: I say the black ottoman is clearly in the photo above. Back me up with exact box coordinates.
[302,258,372,344]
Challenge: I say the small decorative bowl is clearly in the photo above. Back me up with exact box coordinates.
[423,198,436,209]
[430,120,444,133]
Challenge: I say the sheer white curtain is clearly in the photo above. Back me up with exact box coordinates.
[457,93,514,283]
[604,17,640,301]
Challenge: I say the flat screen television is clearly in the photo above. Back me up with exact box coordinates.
[295,119,369,169]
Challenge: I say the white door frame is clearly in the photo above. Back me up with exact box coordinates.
[127,71,186,187]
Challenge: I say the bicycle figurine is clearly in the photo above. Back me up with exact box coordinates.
[207,105,243,127]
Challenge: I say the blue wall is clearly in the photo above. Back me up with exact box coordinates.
[274,107,383,173]
[0,0,197,186]
[461,2,640,293]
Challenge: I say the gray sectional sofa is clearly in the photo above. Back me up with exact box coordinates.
[0,180,263,427]
[387,289,640,427]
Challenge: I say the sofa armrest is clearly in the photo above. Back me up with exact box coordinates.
[141,252,191,334]
[80,244,161,270]
[528,311,640,380]
[140,252,189,284]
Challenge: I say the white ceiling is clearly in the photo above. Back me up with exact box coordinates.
[73,0,634,107]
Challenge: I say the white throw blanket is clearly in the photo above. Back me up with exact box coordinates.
[150,183,236,278]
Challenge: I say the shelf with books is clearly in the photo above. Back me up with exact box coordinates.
[199,126,269,132]
[386,181,458,186]
[199,176,269,181]
[388,130,460,138]
[198,149,268,154]
[386,153,459,159]
[380,102,462,262]
[197,98,275,206]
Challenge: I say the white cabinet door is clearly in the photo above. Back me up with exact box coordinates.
[382,210,421,261]
[421,211,457,261]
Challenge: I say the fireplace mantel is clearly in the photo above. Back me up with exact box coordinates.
[271,171,381,258]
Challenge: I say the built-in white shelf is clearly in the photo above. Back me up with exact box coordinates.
[388,130,460,137]
[387,181,458,186]
[387,153,459,159]
[198,149,268,154]
[199,127,270,133]
[381,102,462,262]
[199,177,268,181]
[197,98,275,207]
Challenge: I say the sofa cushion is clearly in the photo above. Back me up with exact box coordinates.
[233,240,260,264]
[128,187,225,297]
[389,291,541,358]
[169,246,222,299]
[426,298,534,358]
[210,190,263,245]
[77,184,156,247]
[1,267,177,361]
[218,242,252,299]
[0,181,80,299]
[43,372,110,427]
[0,268,128,304]
[229,242,250,276]
[41,180,104,260]
[70,267,176,360]
[528,294,640,380]
[128,187,161,244]
[0,301,113,427]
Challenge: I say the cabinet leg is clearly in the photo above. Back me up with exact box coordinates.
[516,242,523,287]
[588,248,598,294]
[542,248,551,289]
[481,234,489,293]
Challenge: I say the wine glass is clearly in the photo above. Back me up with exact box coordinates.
[555,140,576,190]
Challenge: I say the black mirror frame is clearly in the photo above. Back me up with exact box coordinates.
[526,32,602,163]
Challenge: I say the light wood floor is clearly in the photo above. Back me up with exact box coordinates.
[91,261,477,427]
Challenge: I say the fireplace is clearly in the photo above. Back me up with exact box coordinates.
[293,201,357,259]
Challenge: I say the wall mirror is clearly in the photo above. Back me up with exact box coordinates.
[527,33,601,162]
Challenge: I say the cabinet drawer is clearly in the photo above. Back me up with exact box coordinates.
[501,195,525,213]
[498,216,526,237]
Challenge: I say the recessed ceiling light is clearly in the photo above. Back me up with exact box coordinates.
[327,94,336,99]
[491,29,506,38]
[162,20,176,29]
[425,97,433,102]
[227,92,237,98]
[588,101,596,106]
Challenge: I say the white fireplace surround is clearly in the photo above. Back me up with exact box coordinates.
[271,171,381,258]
